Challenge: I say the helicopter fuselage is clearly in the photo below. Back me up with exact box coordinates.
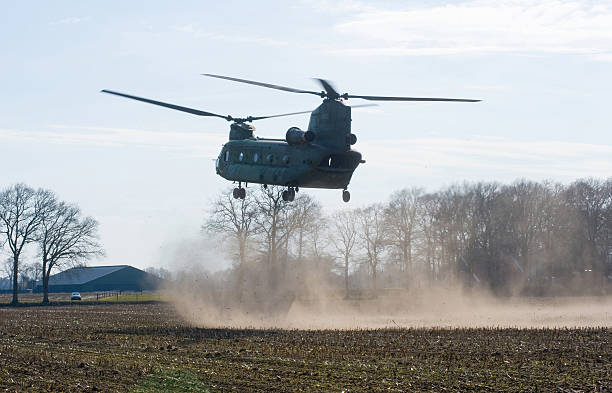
[215,99,362,190]
[216,139,362,189]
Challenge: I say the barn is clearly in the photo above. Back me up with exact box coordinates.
[34,265,162,293]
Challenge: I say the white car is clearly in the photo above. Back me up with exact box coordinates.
[70,292,82,301]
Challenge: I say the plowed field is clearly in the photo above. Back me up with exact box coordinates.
[0,303,610,392]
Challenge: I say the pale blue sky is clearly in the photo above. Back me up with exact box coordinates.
[1,0,611,271]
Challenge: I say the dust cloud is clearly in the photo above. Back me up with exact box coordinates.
[165,271,612,329]
[166,180,612,329]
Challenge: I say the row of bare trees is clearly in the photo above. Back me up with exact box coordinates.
[0,184,103,304]
[203,178,612,298]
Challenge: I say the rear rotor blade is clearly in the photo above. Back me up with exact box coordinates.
[248,109,315,121]
[314,78,339,99]
[101,90,231,120]
[348,104,378,108]
[345,94,480,102]
[249,103,378,121]
[203,74,324,97]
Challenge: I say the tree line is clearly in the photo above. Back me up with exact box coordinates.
[203,178,612,299]
[0,183,103,304]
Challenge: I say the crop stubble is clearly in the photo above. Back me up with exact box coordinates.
[0,304,610,392]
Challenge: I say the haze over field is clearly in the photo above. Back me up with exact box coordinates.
[172,288,612,329]
[165,180,612,330]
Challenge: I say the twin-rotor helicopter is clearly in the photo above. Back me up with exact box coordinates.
[102,74,479,202]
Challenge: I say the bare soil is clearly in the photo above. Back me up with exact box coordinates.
[0,303,610,392]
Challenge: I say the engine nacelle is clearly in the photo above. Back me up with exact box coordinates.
[286,127,315,145]
[229,122,255,140]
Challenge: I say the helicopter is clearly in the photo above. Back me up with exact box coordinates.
[102,74,479,202]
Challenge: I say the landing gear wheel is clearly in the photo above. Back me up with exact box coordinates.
[342,190,351,203]
[288,188,295,202]
[282,190,289,202]
[233,187,246,199]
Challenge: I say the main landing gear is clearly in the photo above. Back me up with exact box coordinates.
[233,182,246,199]
[342,189,350,203]
[282,187,297,202]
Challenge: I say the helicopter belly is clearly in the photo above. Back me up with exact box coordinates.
[220,162,358,189]
[219,163,357,189]
[298,167,356,189]
[221,163,310,186]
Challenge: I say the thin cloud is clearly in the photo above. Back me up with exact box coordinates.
[0,125,225,157]
[4,126,611,182]
[333,1,612,59]
[297,0,373,14]
[52,17,87,25]
[171,25,288,47]
[362,136,612,179]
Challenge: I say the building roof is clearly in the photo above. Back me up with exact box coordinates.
[46,265,129,286]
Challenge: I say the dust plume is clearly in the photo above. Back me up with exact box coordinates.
[165,179,612,329]
[165,267,612,329]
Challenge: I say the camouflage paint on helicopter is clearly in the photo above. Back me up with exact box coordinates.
[102,74,479,202]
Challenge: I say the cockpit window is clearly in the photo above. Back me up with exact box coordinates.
[225,151,230,161]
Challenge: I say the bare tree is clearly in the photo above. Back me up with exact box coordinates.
[418,193,440,283]
[253,185,296,289]
[145,266,172,280]
[0,184,45,304]
[202,188,256,299]
[20,261,42,291]
[501,180,549,283]
[385,187,423,287]
[330,209,358,298]
[290,194,321,262]
[1,257,13,285]
[356,204,387,294]
[37,193,104,304]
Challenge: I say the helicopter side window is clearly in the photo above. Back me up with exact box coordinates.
[224,151,230,162]
[282,155,290,164]
[253,153,258,163]
[239,152,244,161]
[266,154,274,163]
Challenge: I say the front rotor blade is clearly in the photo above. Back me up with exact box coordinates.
[345,94,481,102]
[101,90,231,119]
[203,74,323,97]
